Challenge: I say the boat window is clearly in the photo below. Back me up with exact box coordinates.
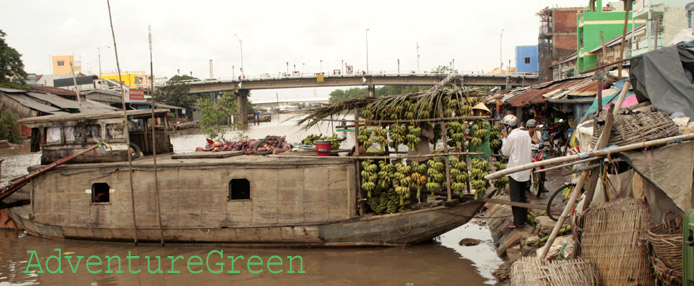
[106,123,124,139]
[64,126,83,142]
[92,183,110,203]
[45,127,61,144]
[228,179,250,200]
[86,125,102,142]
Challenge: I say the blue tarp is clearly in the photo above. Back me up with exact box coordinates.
[585,79,634,115]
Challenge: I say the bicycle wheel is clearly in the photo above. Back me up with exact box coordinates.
[547,183,575,221]
[530,172,542,197]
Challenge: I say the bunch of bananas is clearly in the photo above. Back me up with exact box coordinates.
[301,134,323,145]
[449,156,469,195]
[389,124,407,149]
[410,162,427,202]
[470,158,490,199]
[357,126,373,149]
[448,121,467,150]
[372,127,389,153]
[360,160,379,197]
[425,157,446,196]
[406,125,422,150]
[489,125,502,150]
[493,161,509,190]
[393,162,413,206]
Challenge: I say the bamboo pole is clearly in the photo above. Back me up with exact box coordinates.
[485,133,694,180]
[532,157,602,174]
[540,106,615,260]
[68,62,84,113]
[318,116,492,124]
[617,0,632,80]
[106,0,138,245]
[612,81,631,117]
[438,103,453,201]
[148,25,165,247]
[353,108,364,216]
[580,107,616,213]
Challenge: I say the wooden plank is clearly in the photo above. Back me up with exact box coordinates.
[477,197,560,211]
[171,151,244,159]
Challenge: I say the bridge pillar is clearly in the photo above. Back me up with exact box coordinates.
[368,85,375,97]
[505,76,511,90]
[237,89,249,126]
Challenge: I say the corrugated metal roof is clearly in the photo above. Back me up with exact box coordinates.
[19,108,170,124]
[25,92,81,109]
[4,94,62,114]
[0,87,28,94]
[507,78,586,106]
[29,85,77,97]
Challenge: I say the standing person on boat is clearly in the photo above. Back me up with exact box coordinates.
[466,103,492,160]
[500,114,531,229]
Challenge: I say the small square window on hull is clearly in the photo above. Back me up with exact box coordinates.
[229,179,250,200]
[92,183,110,203]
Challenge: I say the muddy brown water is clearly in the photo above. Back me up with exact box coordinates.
[0,113,502,285]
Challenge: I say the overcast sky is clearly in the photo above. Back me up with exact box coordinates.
[0,0,587,101]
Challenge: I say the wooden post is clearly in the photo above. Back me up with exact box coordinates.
[438,102,453,201]
[148,26,165,247]
[354,108,364,216]
[617,0,632,80]
[69,62,84,113]
[106,0,138,245]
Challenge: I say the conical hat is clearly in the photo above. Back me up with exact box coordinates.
[472,102,491,114]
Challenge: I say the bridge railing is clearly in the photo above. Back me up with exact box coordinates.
[174,70,536,86]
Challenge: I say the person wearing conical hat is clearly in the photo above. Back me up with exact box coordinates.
[466,102,492,160]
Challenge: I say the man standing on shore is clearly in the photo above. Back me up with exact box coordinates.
[500,114,531,228]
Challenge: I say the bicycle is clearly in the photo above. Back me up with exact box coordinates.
[529,144,546,197]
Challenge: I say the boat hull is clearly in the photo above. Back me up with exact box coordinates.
[7,199,483,246]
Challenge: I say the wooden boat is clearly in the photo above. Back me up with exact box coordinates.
[5,110,484,246]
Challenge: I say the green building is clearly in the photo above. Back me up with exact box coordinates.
[577,0,646,72]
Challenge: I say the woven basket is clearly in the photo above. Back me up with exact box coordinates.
[511,257,598,286]
[648,211,683,285]
[581,199,653,285]
[591,109,680,147]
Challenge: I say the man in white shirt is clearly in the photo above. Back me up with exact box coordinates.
[500,114,532,228]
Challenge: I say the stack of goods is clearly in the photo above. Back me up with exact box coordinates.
[648,211,683,285]
[591,108,680,147]
[195,136,292,155]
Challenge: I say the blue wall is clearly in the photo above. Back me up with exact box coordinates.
[516,45,539,74]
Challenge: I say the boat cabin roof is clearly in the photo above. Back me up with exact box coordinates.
[18,109,170,126]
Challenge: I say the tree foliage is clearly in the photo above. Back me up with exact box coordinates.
[328,85,428,103]
[197,92,238,140]
[0,29,27,84]
[0,109,21,143]
[154,76,199,119]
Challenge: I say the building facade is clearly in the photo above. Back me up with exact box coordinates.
[577,0,647,73]
[538,7,583,81]
[515,45,539,75]
[631,0,690,56]
[51,55,81,75]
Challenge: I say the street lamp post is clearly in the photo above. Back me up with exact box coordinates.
[320,59,323,74]
[341,59,344,75]
[302,63,305,75]
[232,65,235,79]
[285,62,289,75]
[416,42,420,73]
[499,29,504,74]
[97,46,110,80]
[234,34,244,78]
[365,28,370,74]
[397,59,400,74]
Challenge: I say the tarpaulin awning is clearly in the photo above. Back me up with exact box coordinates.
[630,42,694,117]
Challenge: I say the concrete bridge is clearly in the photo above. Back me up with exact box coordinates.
[182,73,538,125]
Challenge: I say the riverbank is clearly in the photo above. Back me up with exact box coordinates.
[481,168,576,283]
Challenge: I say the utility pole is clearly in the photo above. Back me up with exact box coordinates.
[365,28,370,74]
[97,46,110,80]
[500,29,504,74]
[416,42,420,73]
[234,34,244,78]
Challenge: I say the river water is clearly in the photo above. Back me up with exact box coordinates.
[0,113,502,285]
